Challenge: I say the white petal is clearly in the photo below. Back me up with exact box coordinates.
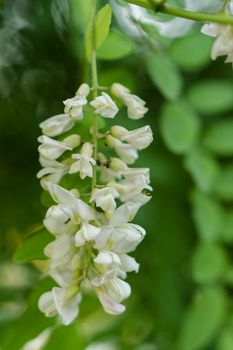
[38,291,56,317]
[95,289,125,315]
[52,287,80,325]
[110,202,140,226]
[39,114,73,137]
[46,183,75,204]
[120,254,139,273]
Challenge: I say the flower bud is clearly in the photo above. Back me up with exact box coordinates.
[110,125,128,138]
[63,134,81,148]
[109,157,128,172]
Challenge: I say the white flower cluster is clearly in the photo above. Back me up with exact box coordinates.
[37,82,153,325]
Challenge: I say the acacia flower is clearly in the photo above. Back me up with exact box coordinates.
[90,187,120,212]
[63,83,90,120]
[94,277,131,315]
[90,92,119,118]
[111,83,148,119]
[38,135,80,161]
[38,287,81,325]
[37,81,152,325]
[39,114,74,137]
[69,142,96,179]
[111,125,153,150]
[106,135,138,164]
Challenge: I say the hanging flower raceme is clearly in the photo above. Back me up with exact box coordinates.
[37,82,153,325]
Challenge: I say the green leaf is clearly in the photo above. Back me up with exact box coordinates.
[160,101,201,154]
[184,148,220,193]
[70,0,92,31]
[94,4,112,50]
[191,191,223,242]
[178,287,227,350]
[97,31,134,60]
[13,228,53,263]
[215,164,233,201]
[217,328,233,350]
[169,32,212,70]
[222,211,233,243]
[84,4,112,61]
[192,243,228,284]
[0,278,55,350]
[146,52,183,101]
[187,80,233,114]
[43,324,86,350]
[204,120,233,157]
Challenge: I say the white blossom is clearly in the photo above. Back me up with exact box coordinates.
[37,82,152,324]
[74,222,100,247]
[38,287,81,325]
[63,83,90,120]
[111,125,153,150]
[38,135,80,161]
[90,187,120,212]
[201,21,233,63]
[44,205,73,235]
[90,92,119,118]
[46,182,96,223]
[111,83,148,119]
[94,203,145,254]
[69,142,96,179]
[94,277,131,315]
[106,135,138,164]
[108,173,152,205]
[39,114,74,137]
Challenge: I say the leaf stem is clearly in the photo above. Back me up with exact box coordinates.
[124,0,233,25]
[90,0,98,194]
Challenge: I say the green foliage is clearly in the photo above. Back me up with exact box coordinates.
[178,287,227,350]
[169,32,212,70]
[184,148,220,193]
[191,191,224,242]
[145,52,183,101]
[160,101,201,154]
[97,32,134,60]
[0,278,55,350]
[215,164,233,201]
[13,228,53,263]
[43,325,86,350]
[94,4,112,50]
[192,243,228,284]
[204,120,233,156]
[85,3,112,61]
[187,80,233,114]
[222,211,233,243]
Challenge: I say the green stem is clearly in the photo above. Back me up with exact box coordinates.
[91,50,98,193]
[90,0,98,194]
[125,0,233,25]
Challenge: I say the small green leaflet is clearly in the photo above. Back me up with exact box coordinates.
[94,4,112,50]
[97,32,134,60]
[146,52,183,101]
[178,287,227,350]
[85,4,112,61]
[13,228,53,263]
[160,101,201,155]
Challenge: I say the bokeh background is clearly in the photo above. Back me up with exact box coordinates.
[1,0,233,349]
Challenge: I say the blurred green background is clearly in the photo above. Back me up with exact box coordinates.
[1,0,233,349]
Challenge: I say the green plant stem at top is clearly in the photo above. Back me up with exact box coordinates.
[125,0,233,25]
[90,0,98,195]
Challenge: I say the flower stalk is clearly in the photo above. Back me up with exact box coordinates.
[124,0,233,25]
